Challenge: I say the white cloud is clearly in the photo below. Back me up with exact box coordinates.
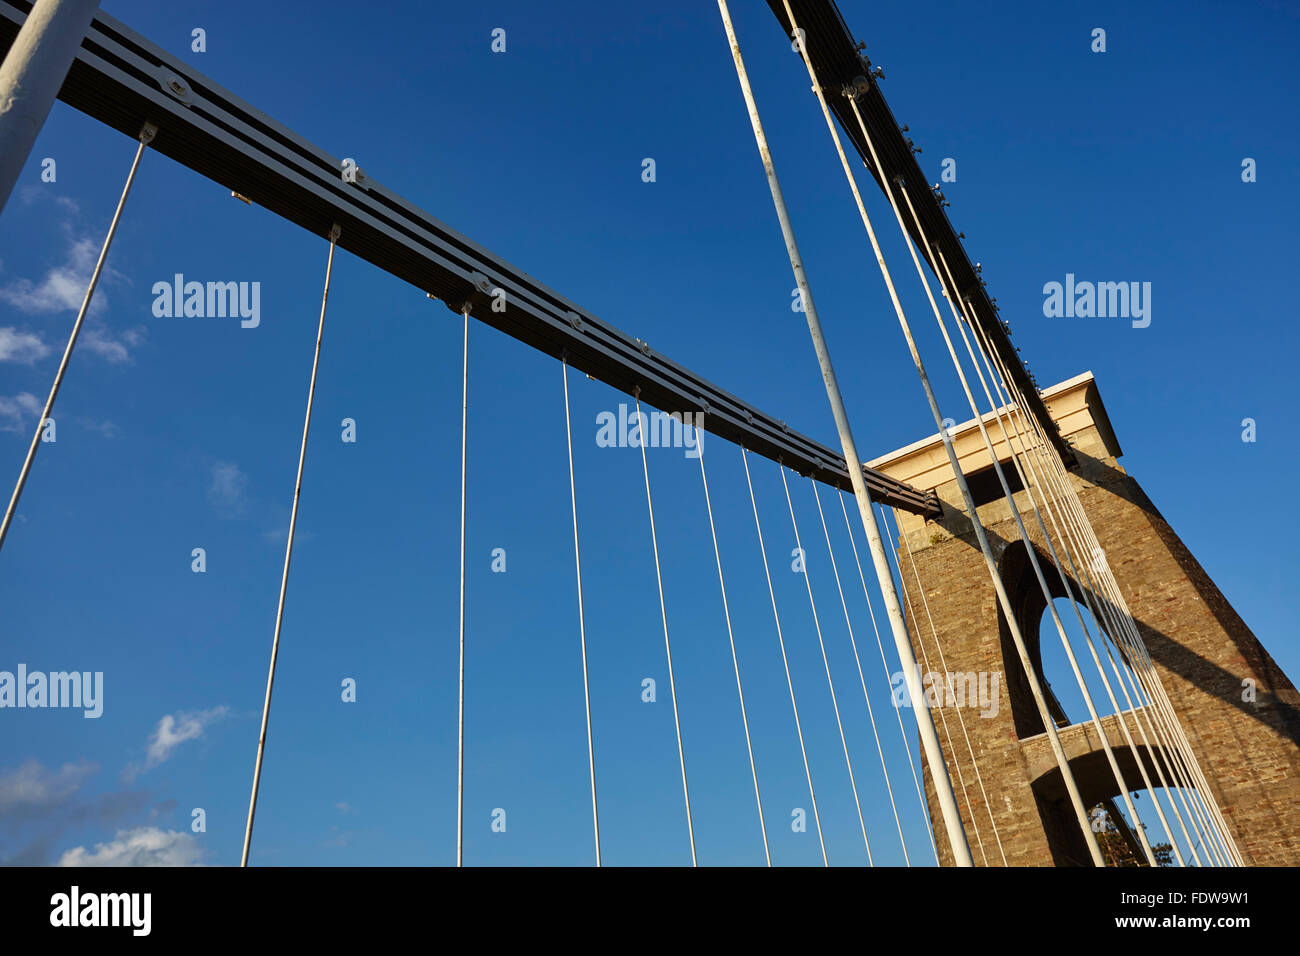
[262,526,316,545]
[74,416,120,439]
[0,327,50,363]
[16,186,79,216]
[0,392,43,433]
[82,326,127,363]
[142,706,229,771]
[0,235,102,315]
[1,399,119,439]
[322,827,351,848]
[0,229,139,362]
[57,826,203,867]
[0,759,96,815]
[208,462,248,517]
[81,323,144,364]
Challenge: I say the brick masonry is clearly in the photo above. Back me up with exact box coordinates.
[872,374,1300,866]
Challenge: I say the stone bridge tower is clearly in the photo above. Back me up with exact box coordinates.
[867,371,1300,866]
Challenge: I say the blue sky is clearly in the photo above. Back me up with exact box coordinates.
[0,0,1295,866]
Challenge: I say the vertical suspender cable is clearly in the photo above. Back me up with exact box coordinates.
[0,124,154,556]
[241,223,341,867]
[456,303,469,867]
[561,357,601,865]
[812,480,908,863]
[716,0,972,867]
[931,246,1186,865]
[881,503,992,866]
[776,0,1098,859]
[698,439,770,864]
[890,506,1009,865]
[971,319,1227,864]
[743,448,828,865]
[878,176,1154,865]
[983,331,1238,865]
[838,492,940,863]
[935,256,1190,868]
[1004,371,1223,864]
[998,392,1193,864]
[781,466,873,864]
[635,393,697,865]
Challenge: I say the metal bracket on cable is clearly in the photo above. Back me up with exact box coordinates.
[696,397,712,433]
[928,241,946,276]
[328,223,342,243]
[842,75,870,100]
[445,270,495,318]
[138,122,158,146]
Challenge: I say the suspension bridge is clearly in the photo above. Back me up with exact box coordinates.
[1,0,1296,868]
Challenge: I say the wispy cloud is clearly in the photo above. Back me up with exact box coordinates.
[0,234,104,315]
[0,392,43,434]
[145,708,228,768]
[0,224,143,363]
[1,397,118,439]
[0,327,50,364]
[262,526,316,545]
[0,759,153,865]
[16,186,79,216]
[208,462,248,518]
[148,798,179,822]
[123,706,229,782]
[0,759,96,816]
[74,416,120,439]
[322,826,351,849]
[57,826,203,867]
[82,323,145,364]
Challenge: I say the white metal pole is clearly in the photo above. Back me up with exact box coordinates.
[716,0,972,866]
[0,0,101,216]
